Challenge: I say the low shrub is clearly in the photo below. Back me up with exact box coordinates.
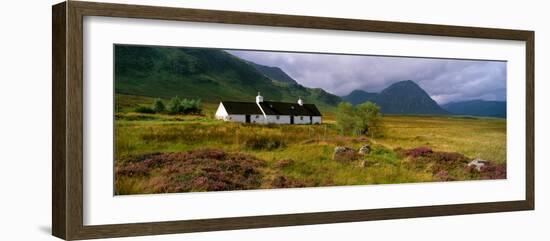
[115,149,267,194]
[430,151,469,163]
[398,146,505,181]
[133,105,155,114]
[402,146,433,158]
[479,163,507,179]
[115,162,150,177]
[151,98,166,113]
[167,96,202,115]
[270,175,307,188]
[435,170,454,181]
[466,162,507,180]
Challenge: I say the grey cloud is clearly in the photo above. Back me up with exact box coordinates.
[227,50,506,104]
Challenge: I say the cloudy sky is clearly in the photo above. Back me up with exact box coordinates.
[227,50,506,104]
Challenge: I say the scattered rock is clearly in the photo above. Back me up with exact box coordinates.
[468,159,489,171]
[333,146,360,163]
[402,146,433,158]
[334,146,354,153]
[358,144,371,154]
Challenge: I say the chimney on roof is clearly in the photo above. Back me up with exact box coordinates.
[297,97,303,106]
[256,92,264,103]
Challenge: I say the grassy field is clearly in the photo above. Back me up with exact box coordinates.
[114,95,506,195]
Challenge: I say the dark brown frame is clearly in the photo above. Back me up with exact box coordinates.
[52,1,535,240]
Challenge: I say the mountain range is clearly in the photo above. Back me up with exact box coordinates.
[442,100,506,118]
[342,82,506,118]
[114,45,340,109]
[115,45,505,118]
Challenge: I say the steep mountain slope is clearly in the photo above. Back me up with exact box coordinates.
[375,80,447,115]
[247,62,341,106]
[341,89,378,105]
[114,45,341,108]
[442,100,506,118]
[343,80,448,115]
[248,62,297,84]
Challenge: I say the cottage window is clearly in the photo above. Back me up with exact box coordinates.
[276,115,280,120]
[256,115,259,118]
[300,116,303,120]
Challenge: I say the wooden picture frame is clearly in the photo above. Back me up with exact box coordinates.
[52,1,534,240]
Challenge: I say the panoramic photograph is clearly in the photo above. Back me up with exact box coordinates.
[113,44,507,195]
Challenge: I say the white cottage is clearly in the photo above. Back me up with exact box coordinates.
[215,93,322,124]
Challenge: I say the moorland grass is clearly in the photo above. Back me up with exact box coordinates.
[114,112,505,194]
[113,95,506,194]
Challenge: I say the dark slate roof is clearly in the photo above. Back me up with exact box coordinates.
[221,101,263,115]
[260,101,322,116]
[221,101,322,116]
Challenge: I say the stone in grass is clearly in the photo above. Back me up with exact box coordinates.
[333,146,361,163]
[358,144,371,154]
[468,158,489,171]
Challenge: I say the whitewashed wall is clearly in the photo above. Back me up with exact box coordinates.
[220,114,321,125]
[214,103,228,120]
[293,115,312,124]
[265,115,291,124]
[251,114,264,123]
[226,114,246,123]
[312,116,322,124]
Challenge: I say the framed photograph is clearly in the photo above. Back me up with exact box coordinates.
[52,1,534,240]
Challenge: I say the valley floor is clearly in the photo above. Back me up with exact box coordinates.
[114,110,506,195]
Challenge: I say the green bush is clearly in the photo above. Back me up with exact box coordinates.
[151,98,166,113]
[167,96,202,115]
[167,96,183,114]
[134,105,155,114]
[336,101,382,137]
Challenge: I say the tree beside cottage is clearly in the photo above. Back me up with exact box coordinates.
[215,93,322,124]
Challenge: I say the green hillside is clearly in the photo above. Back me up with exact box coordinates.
[341,89,378,105]
[248,61,297,84]
[114,45,342,110]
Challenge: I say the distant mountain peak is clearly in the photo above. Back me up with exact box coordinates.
[342,80,447,115]
[383,80,421,91]
[397,79,416,84]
